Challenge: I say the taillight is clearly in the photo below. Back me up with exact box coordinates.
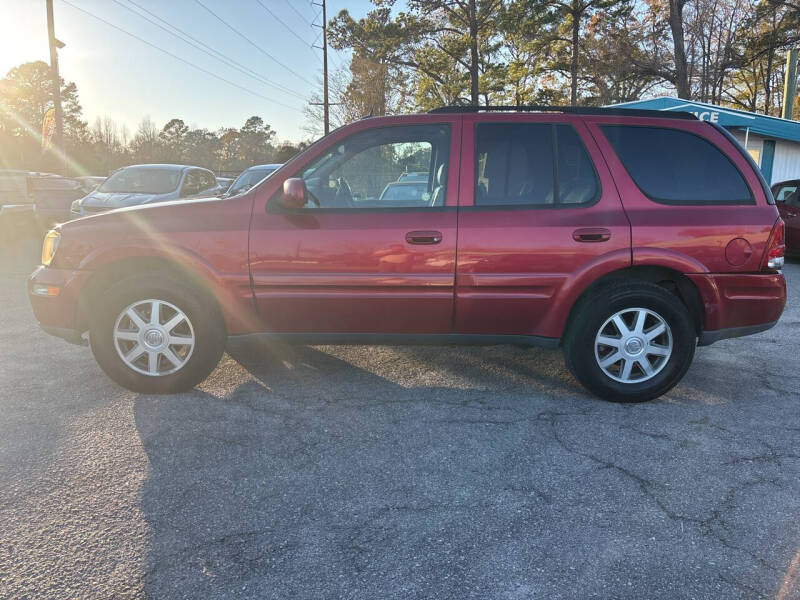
[762,218,785,271]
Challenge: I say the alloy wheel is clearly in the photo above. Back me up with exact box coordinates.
[594,307,673,384]
[112,299,195,377]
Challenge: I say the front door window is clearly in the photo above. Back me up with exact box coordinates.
[291,125,451,209]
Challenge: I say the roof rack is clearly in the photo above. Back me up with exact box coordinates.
[427,105,697,120]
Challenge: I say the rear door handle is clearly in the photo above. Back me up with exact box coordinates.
[406,230,442,245]
[573,227,611,243]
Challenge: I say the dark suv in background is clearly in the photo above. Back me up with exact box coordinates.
[771,179,800,256]
[0,170,91,231]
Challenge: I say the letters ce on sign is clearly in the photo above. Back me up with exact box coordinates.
[688,111,720,123]
[662,102,757,125]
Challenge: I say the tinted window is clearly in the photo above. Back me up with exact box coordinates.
[180,171,203,196]
[198,170,217,191]
[293,125,450,209]
[601,125,752,204]
[773,183,798,202]
[475,123,597,206]
[781,188,800,208]
[557,126,599,205]
[228,167,277,195]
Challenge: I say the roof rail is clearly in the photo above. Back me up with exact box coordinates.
[427,105,698,120]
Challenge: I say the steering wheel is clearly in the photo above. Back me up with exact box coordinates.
[334,177,355,208]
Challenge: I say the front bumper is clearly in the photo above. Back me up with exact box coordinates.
[28,265,92,344]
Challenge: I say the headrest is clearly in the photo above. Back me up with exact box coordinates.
[437,162,447,186]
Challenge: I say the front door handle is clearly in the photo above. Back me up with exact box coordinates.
[406,230,442,245]
[573,227,611,243]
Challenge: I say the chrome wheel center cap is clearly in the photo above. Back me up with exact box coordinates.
[625,337,645,356]
[143,328,165,349]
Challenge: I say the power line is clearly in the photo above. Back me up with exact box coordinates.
[110,0,306,100]
[58,0,303,112]
[283,0,312,26]
[254,0,314,50]
[192,0,316,87]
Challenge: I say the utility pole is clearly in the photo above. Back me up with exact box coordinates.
[311,0,330,135]
[46,0,64,172]
[782,49,798,120]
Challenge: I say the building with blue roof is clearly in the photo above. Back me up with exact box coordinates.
[608,97,800,185]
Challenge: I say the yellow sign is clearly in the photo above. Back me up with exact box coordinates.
[42,107,56,150]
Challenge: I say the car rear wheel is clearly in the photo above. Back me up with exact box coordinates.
[563,282,696,402]
[89,274,225,394]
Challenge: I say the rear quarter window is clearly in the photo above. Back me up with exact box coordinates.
[600,125,753,205]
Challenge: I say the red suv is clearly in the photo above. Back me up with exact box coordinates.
[28,107,786,402]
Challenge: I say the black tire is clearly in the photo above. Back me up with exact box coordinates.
[563,281,696,403]
[89,273,226,394]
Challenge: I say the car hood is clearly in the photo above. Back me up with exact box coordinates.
[54,193,256,270]
[81,191,171,208]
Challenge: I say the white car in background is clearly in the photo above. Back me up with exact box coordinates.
[70,164,223,217]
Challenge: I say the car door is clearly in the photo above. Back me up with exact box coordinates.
[780,191,800,252]
[248,117,461,334]
[454,114,631,340]
[773,181,800,252]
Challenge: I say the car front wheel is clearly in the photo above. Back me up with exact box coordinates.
[89,273,225,394]
[563,282,696,402]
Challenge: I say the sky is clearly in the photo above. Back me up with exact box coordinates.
[0,0,390,142]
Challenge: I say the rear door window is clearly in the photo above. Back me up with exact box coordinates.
[181,171,202,197]
[600,125,753,205]
[475,123,598,207]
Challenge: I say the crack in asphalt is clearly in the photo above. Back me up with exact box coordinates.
[542,411,787,579]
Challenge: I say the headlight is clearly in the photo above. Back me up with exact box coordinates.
[41,229,60,266]
[70,199,81,212]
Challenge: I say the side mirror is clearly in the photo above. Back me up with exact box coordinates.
[281,178,306,209]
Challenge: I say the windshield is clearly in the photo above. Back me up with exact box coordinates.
[98,168,182,194]
[228,167,277,195]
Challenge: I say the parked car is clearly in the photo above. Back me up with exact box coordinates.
[70,164,222,217]
[378,181,431,206]
[29,107,785,402]
[397,171,429,182]
[0,170,87,229]
[220,163,282,198]
[771,179,800,256]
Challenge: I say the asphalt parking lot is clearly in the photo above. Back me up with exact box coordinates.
[0,233,798,600]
